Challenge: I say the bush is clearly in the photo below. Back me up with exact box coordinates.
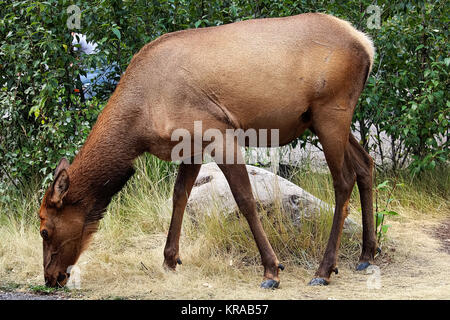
[0,0,448,197]
[0,0,105,191]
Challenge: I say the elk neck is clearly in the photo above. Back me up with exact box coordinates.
[65,94,147,222]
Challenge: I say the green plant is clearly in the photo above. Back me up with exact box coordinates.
[28,284,68,294]
[374,179,402,244]
[0,282,21,292]
[0,0,106,194]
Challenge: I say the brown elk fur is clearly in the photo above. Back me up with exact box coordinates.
[39,13,376,288]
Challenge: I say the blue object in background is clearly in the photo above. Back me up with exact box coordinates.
[72,32,120,99]
[80,62,119,99]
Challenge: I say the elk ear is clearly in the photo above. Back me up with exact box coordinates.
[54,158,70,177]
[50,159,70,208]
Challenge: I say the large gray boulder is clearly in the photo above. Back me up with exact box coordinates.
[186,163,358,231]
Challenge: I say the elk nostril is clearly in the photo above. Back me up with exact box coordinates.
[57,273,67,283]
[45,277,54,288]
[41,229,49,240]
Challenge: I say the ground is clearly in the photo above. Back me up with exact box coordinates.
[1,214,449,300]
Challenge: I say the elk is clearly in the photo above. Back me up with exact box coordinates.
[39,13,377,288]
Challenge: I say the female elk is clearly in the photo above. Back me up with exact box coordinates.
[39,13,376,288]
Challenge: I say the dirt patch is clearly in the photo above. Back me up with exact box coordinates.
[434,218,450,254]
[0,290,67,300]
[0,284,71,300]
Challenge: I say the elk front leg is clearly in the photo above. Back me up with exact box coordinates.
[163,162,201,270]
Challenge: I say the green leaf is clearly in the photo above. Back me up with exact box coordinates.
[112,28,121,40]
[376,180,389,191]
[415,44,424,51]
[375,212,384,228]
[194,20,202,28]
[379,210,399,216]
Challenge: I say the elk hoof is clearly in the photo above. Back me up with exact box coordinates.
[308,278,329,286]
[260,279,280,289]
[162,261,177,272]
[176,258,182,265]
[356,262,371,271]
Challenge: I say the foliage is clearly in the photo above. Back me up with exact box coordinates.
[0,0,104,192]
[374,179,401,244]
[28,284,69,294]
[0,0,448,197]
[358,1,449,173]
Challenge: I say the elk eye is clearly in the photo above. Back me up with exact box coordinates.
[41,229,49,240]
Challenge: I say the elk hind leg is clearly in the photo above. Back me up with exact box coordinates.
[308,107,357,285]
[348,134,378,271]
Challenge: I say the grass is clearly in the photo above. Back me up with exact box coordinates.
[0,282,20,292]
[0,154,449,299]
[28,284,69,295]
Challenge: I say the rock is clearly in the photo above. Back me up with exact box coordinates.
[186,163,358,232]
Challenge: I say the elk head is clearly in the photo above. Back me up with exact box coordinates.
[39,158,97,287]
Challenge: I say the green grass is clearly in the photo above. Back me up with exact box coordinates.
[28,285,63,295]
[0,282,20,292]
[376,166,450,217]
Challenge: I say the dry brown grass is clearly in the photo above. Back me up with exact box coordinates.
[0,158,449,300]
